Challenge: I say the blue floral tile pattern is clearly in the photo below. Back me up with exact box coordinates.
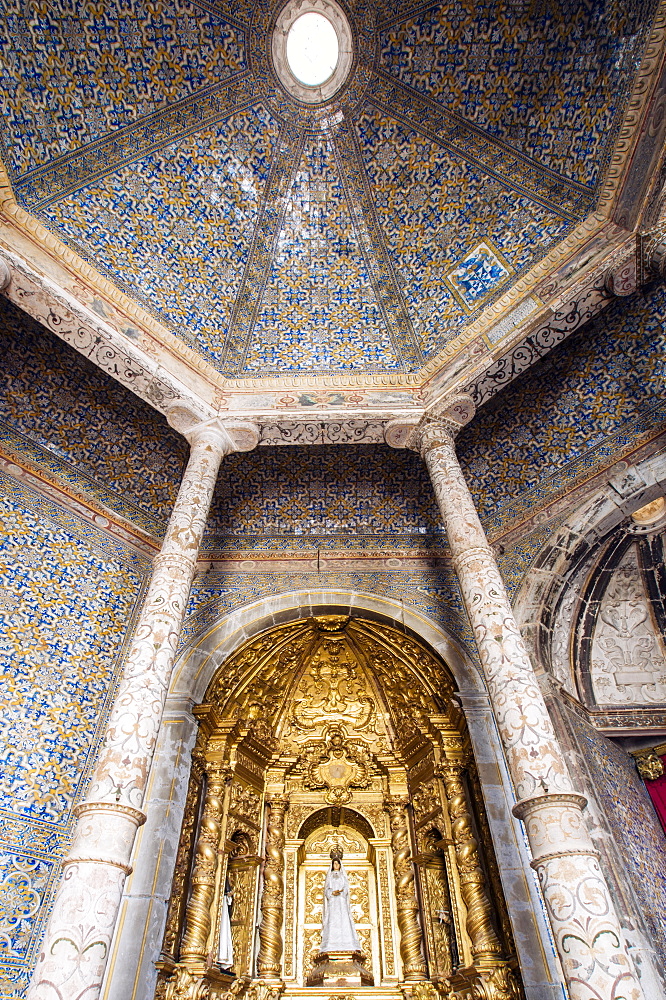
[0,0,246,179]
[0,473,149,995]
[379,0,656,189]
[0,296,187,539]
[457,282,666,530]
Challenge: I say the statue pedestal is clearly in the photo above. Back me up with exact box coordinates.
[306,950,374,987]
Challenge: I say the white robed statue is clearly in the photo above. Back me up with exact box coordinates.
[218,878,234,969]
[320,854,360,953]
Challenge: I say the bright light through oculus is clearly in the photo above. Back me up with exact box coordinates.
[286,12,339,86]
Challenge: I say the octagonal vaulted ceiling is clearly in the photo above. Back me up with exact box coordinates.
[0,0,658,379]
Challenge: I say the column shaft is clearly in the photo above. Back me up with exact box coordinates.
[384,796,427,981]
[257,797,288,980]
[180,764,230,962]
[416,415,644,1000]
[28,420,255,1000]
[438,763,502,962]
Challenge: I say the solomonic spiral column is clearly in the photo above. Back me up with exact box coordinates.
[384,796,427,982]
[180,763,231,963]
[28,416,259,1000]
[386,399,644,1000]
[257,796,289,981]
[438,762,502,963]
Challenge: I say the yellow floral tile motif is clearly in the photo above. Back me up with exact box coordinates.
[1,0,246,178]
[0,474,149,993]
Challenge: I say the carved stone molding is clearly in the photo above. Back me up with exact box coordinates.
[466,278,612,408]
[0,246,205,418]
[639,226,666,282]
[0,257,10,291]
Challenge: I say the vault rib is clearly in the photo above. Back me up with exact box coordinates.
[332,121,424,370]
[222,124,306,373]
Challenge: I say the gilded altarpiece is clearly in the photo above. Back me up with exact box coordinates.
[155,616,522,1000]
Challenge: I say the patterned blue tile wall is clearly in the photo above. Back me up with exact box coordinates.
[0,472,149,997]
[564,709,666,966]
[0,296,187,539]
[204,443,444,554]
[180,567,475,662]
[457,280,666,533]
[379,0,655,189]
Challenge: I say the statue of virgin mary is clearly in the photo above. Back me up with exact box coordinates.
[320,852,360,953]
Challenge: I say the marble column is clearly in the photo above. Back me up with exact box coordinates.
[386,400,645,1000]
[28,416,259,1000]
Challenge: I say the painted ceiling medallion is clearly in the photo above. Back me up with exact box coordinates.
[272,0,353,105]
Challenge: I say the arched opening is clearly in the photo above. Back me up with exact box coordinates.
[154,614,522,999]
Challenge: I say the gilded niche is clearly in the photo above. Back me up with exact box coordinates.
[156,615,520,1000]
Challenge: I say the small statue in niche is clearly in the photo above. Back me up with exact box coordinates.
[320,851,360,952]
[218,876,234,970]
[307,846,373,986]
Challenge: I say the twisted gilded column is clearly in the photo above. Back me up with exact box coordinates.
[257,796,288,981]
[28,416,259,1000]
[438,762,502,962]
[180,763,230,963]
[384,796,427,981]
[386,400,644,1000]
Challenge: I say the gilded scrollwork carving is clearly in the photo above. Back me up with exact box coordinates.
[307,829,364,854]
[298,725,373,804]
[289,636,377,734]
[635,751,665,780]
[162,748,205,960]
[164,966,210,1000]
[376,851,395,976]
[285,803,318,839]
[244,980,284,1000]
[412,779,442,826]
[384,796,427,981]
[470,964,521,1000]
[305,870,326,925]
[283,852,297,978]
[157,615,525,999]
[230,782,262,825]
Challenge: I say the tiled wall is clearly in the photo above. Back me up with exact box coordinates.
[181,566,475,660]
[204,442,443,553]
[562,709,666,968]
[0,473,149,997]
[457,281,666,532]
[0,296,187,539]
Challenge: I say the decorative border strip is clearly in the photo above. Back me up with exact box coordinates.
[14,76,256,210]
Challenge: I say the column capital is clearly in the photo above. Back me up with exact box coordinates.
[384,393,475,455]
[167,406,260,454]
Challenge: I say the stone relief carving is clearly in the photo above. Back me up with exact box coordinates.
[467,280,611,407]
[551,562,587,695]
[258,420,387,446]
[591,545,666,704]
